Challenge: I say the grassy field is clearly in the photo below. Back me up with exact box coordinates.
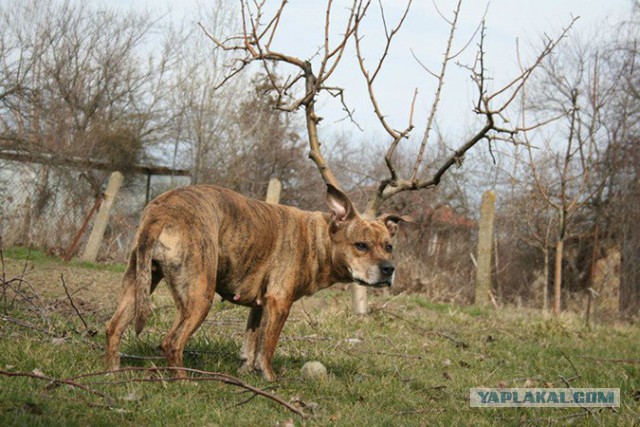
[1,248,639,426]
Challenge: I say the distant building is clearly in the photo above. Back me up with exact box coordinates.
[421,205,476,267]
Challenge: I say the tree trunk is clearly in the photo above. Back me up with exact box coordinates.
[553,239,564,315]
[542,246,549,312]
[475,191,495,306]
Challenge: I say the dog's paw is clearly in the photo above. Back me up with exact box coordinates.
[237,362,255,376]
[261,370,277,382]
[255,364,277,382]
[245,360,277,381]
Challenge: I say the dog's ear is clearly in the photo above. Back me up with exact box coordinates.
[326,184,356,226]
[377,214,413,237]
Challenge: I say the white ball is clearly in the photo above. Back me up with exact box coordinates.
[301,361,327,379]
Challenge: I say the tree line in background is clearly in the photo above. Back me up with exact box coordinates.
[0,0,638,317]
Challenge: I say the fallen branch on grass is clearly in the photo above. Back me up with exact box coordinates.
[338,347,424,360]
[0,366,306,417]
[382,309,469,348]
[559,350,581,378]
[60,273,93,335]
[579,356,640,365]
[0,246,52,330]
[67,366,306,417]
[0,313,60,337]
[0,369,114,404]
[226,385,279,410]
[368,291,407,313]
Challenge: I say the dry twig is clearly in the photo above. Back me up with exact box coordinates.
[382,309,469,348]
[0,313,60,337]
[0,369,114,404]
[0,366,306,417]
[60,273,92,334]
[68,367,306,417]
[579,356,640,365]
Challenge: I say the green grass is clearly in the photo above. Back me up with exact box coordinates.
[1,253,639,426]
[3,246,126,273]
[2,246,53,263]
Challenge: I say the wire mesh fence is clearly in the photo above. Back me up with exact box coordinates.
[0,159,190,262]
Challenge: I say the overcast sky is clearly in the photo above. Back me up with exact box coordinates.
[102,0,632,147]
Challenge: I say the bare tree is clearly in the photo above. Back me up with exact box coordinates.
[218,73,314,204]
[519,37,615,314]
[497,151,558,310]
[165,2,245,186]
[0,0,182,249]
[200,0,575,313]
[600,4,640,315]
[0,0,180,178]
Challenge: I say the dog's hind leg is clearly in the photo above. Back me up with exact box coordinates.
[105,266,136,371]
[161,271,215,378]
[238,306,263,374]
[106,257,163,370]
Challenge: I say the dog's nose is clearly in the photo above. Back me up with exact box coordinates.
[379,262,395,278]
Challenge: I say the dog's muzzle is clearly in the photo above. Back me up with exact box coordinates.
[353,262,395,288]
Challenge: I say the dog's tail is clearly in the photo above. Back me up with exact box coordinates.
[133,220,163,335]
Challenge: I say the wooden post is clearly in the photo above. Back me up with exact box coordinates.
[80,171,124,262]
[265,178,282,204]
[475,191,495,306]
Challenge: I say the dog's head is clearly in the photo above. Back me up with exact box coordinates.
[325,184,411,288]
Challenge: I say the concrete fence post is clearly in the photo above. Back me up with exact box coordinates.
[265,178,282,204]
[81,171,124,262]
[475,190,496,306]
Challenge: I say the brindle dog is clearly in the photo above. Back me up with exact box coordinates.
[106,184,409,381]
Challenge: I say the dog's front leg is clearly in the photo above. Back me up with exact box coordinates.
[253,295,292,381]
[238,306,263,374]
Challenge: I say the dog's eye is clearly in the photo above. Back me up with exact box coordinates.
[354,242,369,252]
[385,244,393,253]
